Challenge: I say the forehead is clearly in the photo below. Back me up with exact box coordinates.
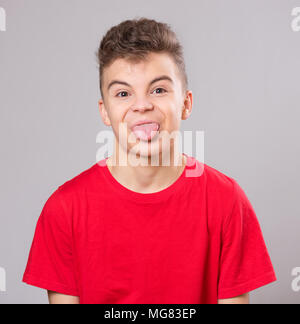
[103,52,180,87]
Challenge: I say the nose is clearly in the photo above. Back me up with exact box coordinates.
[130,95,154,112]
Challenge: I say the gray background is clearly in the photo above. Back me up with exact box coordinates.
[0,0,299,304]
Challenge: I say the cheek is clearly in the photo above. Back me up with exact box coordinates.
[164,106,182,129]
[109,106,128,126]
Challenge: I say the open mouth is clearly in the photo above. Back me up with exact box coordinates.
[131,122,160,141]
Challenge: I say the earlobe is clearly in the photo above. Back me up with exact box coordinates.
[181,108,189,120]
[98,99,111,127]
[182,91,192,120]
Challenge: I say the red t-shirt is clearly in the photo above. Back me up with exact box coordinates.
[22,154,276,304]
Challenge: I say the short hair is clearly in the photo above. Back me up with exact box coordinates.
[96,17,188,100]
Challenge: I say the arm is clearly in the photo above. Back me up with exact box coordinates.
[47,290,80,304]
[218,293,249,304]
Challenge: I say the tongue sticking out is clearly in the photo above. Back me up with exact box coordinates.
[132,123,160,141]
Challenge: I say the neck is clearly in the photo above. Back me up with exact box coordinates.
[106,150,187,194]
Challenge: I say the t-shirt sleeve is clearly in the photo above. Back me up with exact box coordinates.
[217,179,277,300]
[22,187,79,297]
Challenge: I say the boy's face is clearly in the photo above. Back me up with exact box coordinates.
[98,52,192,162]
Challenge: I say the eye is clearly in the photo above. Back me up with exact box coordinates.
[116,91,129,98]
[153,88,167,94]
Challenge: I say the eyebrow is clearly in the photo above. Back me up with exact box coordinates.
[107,75,174,91]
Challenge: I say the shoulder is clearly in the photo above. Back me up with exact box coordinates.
[202,163,253,212]
[41,162,103,216]
[198,161,238,202]
[202,163,257,234]
[56,162,102,197]
[190,159,241,231]
[184,155,239,206]
[39,162,104,226]
[203,163,236,188]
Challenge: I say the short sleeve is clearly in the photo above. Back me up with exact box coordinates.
[217,179,277,299]
[22,188,79,296]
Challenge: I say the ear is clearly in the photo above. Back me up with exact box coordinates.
[98,99,112,127]
[181,91,193,120]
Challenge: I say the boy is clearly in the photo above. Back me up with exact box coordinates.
[22,18,276,304]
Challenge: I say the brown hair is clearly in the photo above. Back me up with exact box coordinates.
[96,17,188,100]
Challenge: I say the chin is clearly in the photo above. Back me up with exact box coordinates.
[128,142,162,164]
